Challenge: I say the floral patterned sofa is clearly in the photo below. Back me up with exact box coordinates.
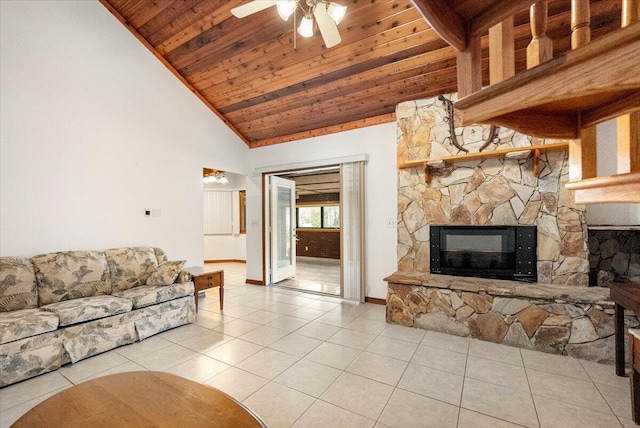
[0,246,196,387]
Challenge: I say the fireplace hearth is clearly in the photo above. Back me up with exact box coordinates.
[430,225,537,282]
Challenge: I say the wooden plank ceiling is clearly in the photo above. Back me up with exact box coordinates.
[280,169,341,196]
[100,0,621,148]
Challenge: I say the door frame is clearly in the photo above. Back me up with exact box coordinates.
[262,165,339,288]
[256,155,368,288]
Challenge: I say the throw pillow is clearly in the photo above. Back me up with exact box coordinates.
[146,260,186,286]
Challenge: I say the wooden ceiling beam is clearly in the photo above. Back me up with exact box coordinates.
[98,0,250,146]
[410,0,467,50]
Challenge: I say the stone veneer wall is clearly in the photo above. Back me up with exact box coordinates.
[588,229,640,285]
[385,273,639,363]
[397,95,589,285]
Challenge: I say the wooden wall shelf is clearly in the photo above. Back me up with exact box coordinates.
[398,142,568,183]
[453,23,640,139]
[566,172,640,204]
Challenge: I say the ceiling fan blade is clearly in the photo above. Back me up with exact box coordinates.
[314,4,342,48]
[231,1,278,18]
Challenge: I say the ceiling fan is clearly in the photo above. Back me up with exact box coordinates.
[231,1,347,48]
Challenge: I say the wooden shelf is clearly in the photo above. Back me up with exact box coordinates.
[398,142,568,183]
[398,142,567,169]
[565,172,640,204]
[454,22,640,139]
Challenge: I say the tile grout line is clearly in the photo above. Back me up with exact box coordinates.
[521,348,542,428]
[454,337,471,427]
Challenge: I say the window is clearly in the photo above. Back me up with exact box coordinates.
[296,205,339,229]
[298,206,321,228]
[323,206,340,228]
[239,190,246,234]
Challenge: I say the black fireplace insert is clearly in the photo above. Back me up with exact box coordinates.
[430,225,537,282]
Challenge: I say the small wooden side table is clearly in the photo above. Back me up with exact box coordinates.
[185,267,224,311]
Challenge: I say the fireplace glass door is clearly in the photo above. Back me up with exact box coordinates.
[430,225,536,282]
[440,227,515,274]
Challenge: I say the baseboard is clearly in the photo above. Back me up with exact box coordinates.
[365,297,386,305]
[245,279,265,286]
[204,259,246,264]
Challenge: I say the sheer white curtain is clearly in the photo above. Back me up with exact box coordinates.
[340,161,365,302]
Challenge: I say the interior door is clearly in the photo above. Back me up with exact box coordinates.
[270,176,296,283]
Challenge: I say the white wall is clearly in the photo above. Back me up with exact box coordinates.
[203,173,247,261]
[246,124,398,299]
[587,120,640,225]
[0,1,249,265]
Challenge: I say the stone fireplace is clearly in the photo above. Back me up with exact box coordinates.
[396,94,589,286]
[386,94,636,364]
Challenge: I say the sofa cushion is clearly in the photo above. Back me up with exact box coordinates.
[0,257,38,312]
[146,261,186,286]
[0,309,59,344]
[112,282,194,309]
[0,330,68,387]
[32,251,112,306]
[105,247,159,291]
[153,247,168,264]
[62,314,138,363]
[41,295,133,327]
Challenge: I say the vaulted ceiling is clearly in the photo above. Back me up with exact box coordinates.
[99,0,621,148]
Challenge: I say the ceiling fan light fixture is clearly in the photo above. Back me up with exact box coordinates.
[327,2,346,25]
[277,1,296,21]
[297,15,314,37]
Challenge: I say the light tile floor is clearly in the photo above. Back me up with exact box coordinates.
[0,262,635,428]
[277,256,340,296]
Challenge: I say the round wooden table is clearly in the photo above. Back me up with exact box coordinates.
[13,371,267,427]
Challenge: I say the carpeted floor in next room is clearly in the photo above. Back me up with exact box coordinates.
[0,262,634,427]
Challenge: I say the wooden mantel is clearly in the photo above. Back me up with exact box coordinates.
[398,142,569,183]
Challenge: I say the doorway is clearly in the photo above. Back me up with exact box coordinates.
[273,167,341,296]
[202,168,247,266]
[265,161,366,301]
